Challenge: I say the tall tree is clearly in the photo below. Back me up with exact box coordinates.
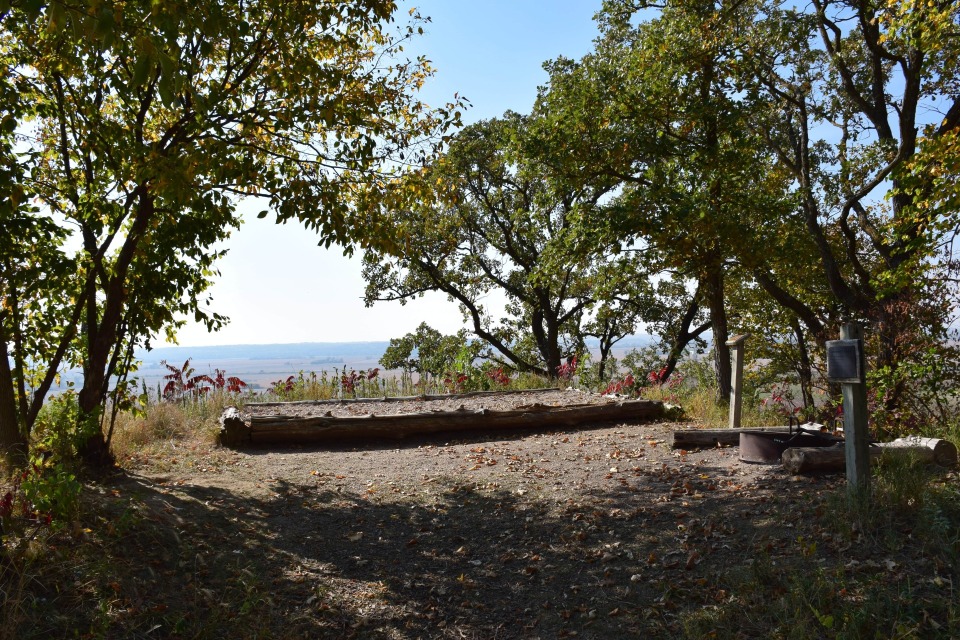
[536,0,788,400]
[537,0,960,419]
[0,17,77,467]
[362,113,634,377]
[738,0,960,409]
[1,0,459,464]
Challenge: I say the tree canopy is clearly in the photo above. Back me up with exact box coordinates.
[367,0,960,429]
[3,0,958,467]
[361,112,645,377]
[0,0,461,465]
[512,0,960,422]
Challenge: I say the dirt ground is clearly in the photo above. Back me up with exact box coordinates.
[98,416,852,639]
[17,397,954,639]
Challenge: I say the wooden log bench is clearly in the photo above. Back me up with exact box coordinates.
[219,395,666,447]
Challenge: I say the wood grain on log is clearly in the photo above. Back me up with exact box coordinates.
[219,398,664,447]
[781,437,958,474]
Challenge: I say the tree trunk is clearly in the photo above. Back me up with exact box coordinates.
[791,318,816,412]
[77,431,112,466]
[873,295,910,411]
[703,267,731,402]
[75,191,155,467]
[77,333,116,467]
[597,337,611,381]
[0,333,27,468]
[531,306,563,378]
[661,290,711,383]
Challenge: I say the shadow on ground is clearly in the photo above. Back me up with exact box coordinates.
[6,453,850,640]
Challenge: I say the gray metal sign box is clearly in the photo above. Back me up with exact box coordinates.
[826,339,863,383]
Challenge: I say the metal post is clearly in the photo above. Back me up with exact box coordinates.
[840,322,870,497]
[726,334,749,429]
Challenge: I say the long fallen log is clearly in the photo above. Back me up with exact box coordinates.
[670,426,795,449]
[781,437,959,474]
[219,398,665,447]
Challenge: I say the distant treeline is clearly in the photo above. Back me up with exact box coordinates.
[135,336,655,367]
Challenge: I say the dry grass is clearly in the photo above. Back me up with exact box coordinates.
[642,384,784,429]
[0,559,30,640]
[110,392,234,463]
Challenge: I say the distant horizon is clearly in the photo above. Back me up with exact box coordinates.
[136,335,657,364]
[115,334,659,392]
[143,338,393,353]
[143,333,656,350]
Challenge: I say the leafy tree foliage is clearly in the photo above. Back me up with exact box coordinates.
[527,0,960,425]
[0,0,460,465]
[732,0,960,419]
[379,322,483,381]
[532,0,788,399]
[362,113,638,377]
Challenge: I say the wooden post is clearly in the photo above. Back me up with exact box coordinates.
[726,334,749,429]
[840,322,870,498]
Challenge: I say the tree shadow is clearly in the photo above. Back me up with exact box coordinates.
[66,457,842,639]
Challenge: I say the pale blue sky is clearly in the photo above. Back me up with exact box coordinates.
[166,1,605,347]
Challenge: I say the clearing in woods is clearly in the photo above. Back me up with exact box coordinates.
[13,411,955,639]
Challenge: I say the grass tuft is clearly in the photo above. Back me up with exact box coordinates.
[110,391,236,462]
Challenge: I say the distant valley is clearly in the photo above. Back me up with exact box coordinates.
[55,336,656,393]
[135,341,392,390]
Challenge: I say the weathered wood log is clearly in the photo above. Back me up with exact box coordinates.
[875,437,958,465]
[219,398,665,447]
[781,437,959,474]
[219,407,248,447]
[670,426,794,449]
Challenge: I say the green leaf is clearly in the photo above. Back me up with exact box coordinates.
[46,1,65,32]
[157,74,175,107]
[157,51,175,79]
[132,55,152,88]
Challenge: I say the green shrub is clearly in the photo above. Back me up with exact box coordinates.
[32,391,82,461]
[2,458,81,537]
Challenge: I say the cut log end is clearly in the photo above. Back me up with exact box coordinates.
[218,407,251,447]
